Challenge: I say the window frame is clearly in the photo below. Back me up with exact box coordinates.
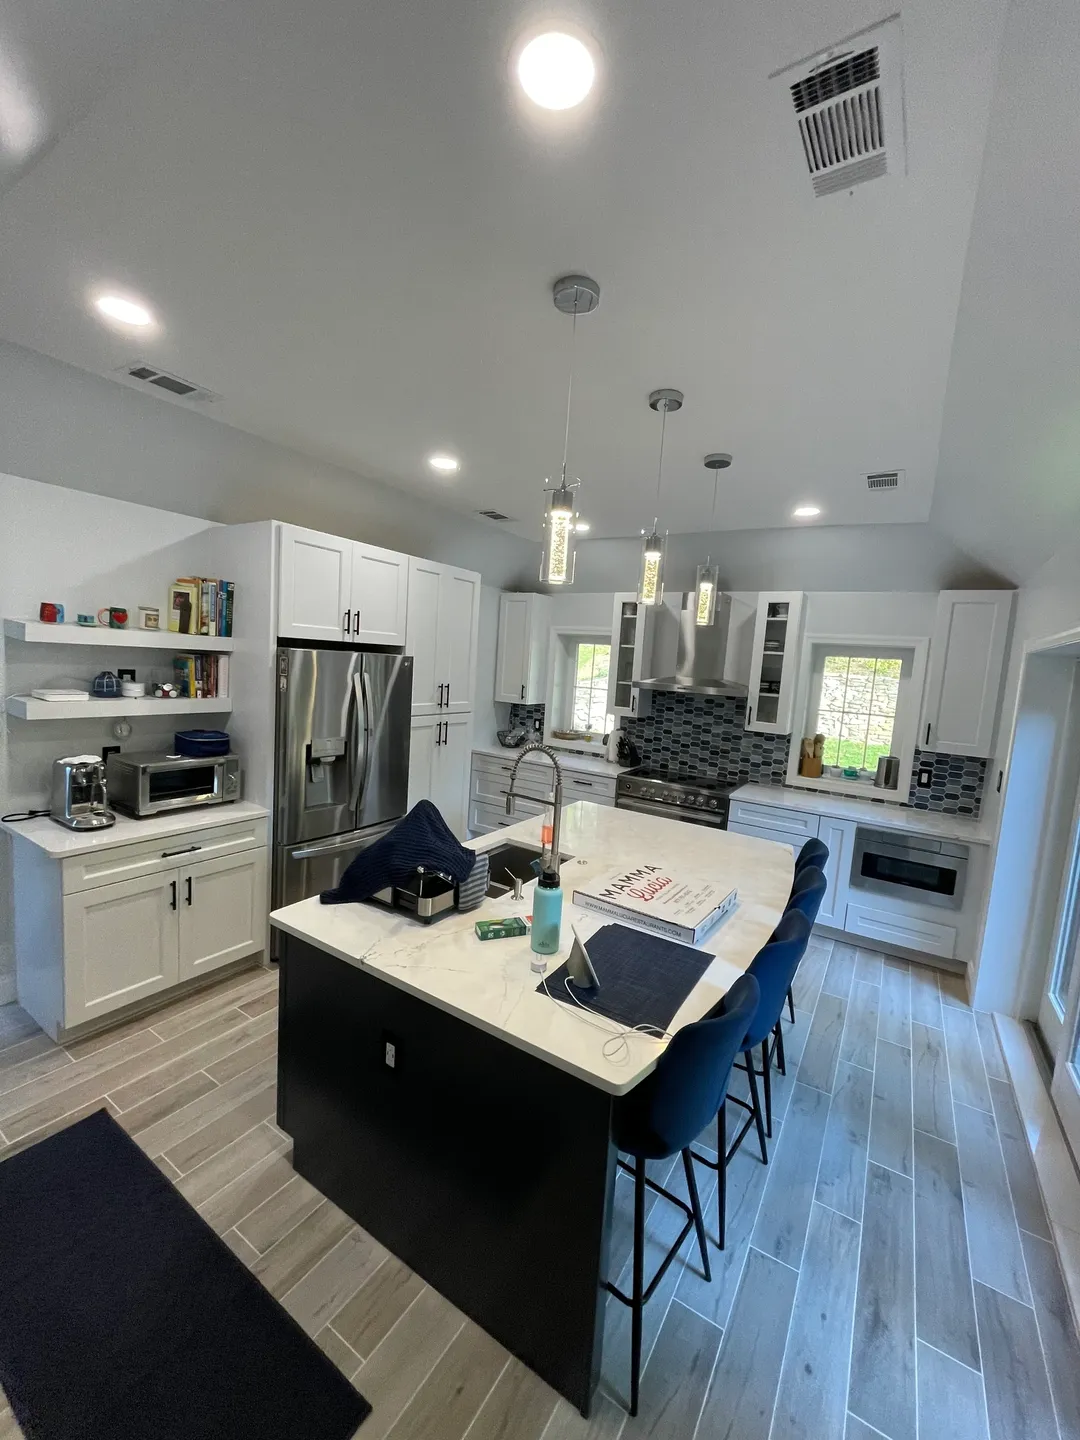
[543,625,614,752]
[785,632,929,797]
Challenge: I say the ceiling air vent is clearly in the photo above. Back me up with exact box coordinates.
[866,470,902,491]
[477,508,513,521]
[773,16,906,198]
[116,362,218,402]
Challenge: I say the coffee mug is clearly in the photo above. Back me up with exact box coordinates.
[39,602,64,624]
[97,606,128,628]
[77,613,96,626]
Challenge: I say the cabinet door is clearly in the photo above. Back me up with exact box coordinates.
[746,592,805,735]
[63,871,179,1027]
[438,567,481,714]
[609,594,651,721]
[406,558,443,715]
[178,849,268,982]
[921,591,1015,757]
[407,714,439,811]
[351,542,409,646]
[816,817,857,928]
[432,714,472,838]
[277,524,352,643]
[495,594,531,703]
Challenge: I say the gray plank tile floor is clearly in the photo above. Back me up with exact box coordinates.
[0,945,1076,1440]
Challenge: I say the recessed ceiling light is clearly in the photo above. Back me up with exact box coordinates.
[517,33,595,110]
[427,454,460,474]
[575,520,591,533]
[92,293,155,327]
[792,504,822,519]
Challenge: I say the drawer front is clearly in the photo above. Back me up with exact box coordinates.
[727,820,799,857]
[843,901,957,960]
[471,768,549,809]
[62,817,269,894]
[729,800,819,839]
[562,771,617,801]
[469,800,540,836]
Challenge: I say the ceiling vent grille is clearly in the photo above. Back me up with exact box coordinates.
[774,18,905,199]
[117,362,218,402]
[866,470,902,491]
[477,508,513,521]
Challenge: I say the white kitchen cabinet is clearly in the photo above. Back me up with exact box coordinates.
[178,848,268,982]
[844,901,957,960]
[816,816,857,929]
[406,558,481,716]
[745,592,805,735]
[408,713,472,837]
[494,593,550,705]
[63,871,180,1027]
[277,524,409,646]
[608,593,657,722]
[920,590,1015,757]
[729,797,819,839]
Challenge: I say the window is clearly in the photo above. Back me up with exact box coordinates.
[570,642,611,733]
[816,654,901,771]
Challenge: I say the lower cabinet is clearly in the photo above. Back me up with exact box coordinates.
[408,713,472,838]
[179,848,268,982]
[468,753,618,837]
[816,817,857,929]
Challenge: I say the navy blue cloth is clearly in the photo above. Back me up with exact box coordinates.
[794,836,830,877]
[743,907,812,1046]
[613,975,760,1160]
[0,1109,370,1440]
[320,798,476,903]
[539,923,713,1032]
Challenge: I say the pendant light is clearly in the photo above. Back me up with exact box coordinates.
[694,452,732,626]
[539,274,600,586]
[638,388,682,605]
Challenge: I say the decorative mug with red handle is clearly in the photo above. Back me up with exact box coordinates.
[39,602,64,623]
[97,606,128,628]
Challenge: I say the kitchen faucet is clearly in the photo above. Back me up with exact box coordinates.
[506,743,564,877]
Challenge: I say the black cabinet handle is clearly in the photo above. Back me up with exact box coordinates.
[162,844,201,858]
[343,609,351,636]
[446,682,451,706]
[572,779,594,787]
[747,703,753,725]
[185,876,193,906]
[441,721,448,745]
[354,609,361,634]
[924,723,931,746]
[997,770,1003,793]
[520,684,526,700]
[169,880,177,910]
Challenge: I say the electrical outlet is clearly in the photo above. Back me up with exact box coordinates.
[916,763,934,790]
[384,1040,396,1069]
[101,745,121,764]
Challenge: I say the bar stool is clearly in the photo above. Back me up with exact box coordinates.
[608,973,760,1416]
[783,838,830,1022]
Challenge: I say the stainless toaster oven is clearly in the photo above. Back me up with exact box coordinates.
[106,751,240,818]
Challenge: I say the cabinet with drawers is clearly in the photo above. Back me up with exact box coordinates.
[468,752,618,837]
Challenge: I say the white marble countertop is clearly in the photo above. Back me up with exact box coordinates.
[270,801,792,1096]
[729,782,996,846]
[472,743,628,779]
[2,800,269,858]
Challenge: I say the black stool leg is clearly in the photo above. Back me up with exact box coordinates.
[718,1100,728,1249]
[681,1149,712,1282]
[762,1038,773,1138]
[787,985,796,1024]
[744,1049,768,1164]
[775,1021,787,1077]
[630,1157,646,1418]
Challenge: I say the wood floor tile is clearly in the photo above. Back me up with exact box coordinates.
[177,1120,288,1210]
[853,948,884,985]
[840,982,880,1071]
[223,1228,260,1264]
[197,1147,296,1234]
[203,1028,276,1084]
[816,1061,873,1222]
[878,961,912,1049]
[238,1171,325,1252]
[848,1163,916,1440]
[765,1006,813,1131]
[696,1246,799,1440]
[161,1081,276,1174]
[623,1299,720,1439]
[974,1014,1007,1083]
[146,970,274,1041]
[791,943,829,1014]
[541,1394,628,1440]
[869,1040,913,1178]
[912,1021,955,1144]
[798,993,847,1094]
[130,1056,276,1157]
[331,1255,427,1361]
[938,971,971,1011]
[822,944,857,1001]
[463,1355,558,1440]
[352,1287,466,1440]
[252,1197,355,1298]
[0,1096,119,1162]
[0,1004,42,1052]
[988,1078,1051,1241]
[107,1010,275,1109]
[238,989,278,1019]
[0,1031,62,1075]
[752,1082,830,1267]
[913,1130,980,1370]
[1020,1229,1080,1440]
[953,1102,1030,1304]
[974,1281,1058,1440]
[113,1069,219,1136]
[283,1225,387,1336]
[915,1342,988,1440]
[771,1203,862,1440]
[909,966,944,1029]
[316,1324,364,1380]
[845,1416,887,1440]
[385,1319,508,1440]
[0,1043,73,1101]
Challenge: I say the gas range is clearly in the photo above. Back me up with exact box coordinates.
[615,767,735,828]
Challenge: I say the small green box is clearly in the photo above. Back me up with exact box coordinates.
[474,917,528,942]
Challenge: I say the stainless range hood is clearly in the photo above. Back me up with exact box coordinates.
[634,592,748,698]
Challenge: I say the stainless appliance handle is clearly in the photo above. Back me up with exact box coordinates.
[350,671,372,811]
[615,793,728,827]
[289,831,384,861]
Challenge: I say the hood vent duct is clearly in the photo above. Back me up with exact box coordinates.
[635,592,748,699]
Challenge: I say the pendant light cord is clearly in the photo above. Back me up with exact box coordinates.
[561,304,578,487]
[654,400,668,520]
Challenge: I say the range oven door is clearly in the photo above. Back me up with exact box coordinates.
[614,793,729,829]
[850,828,967,910]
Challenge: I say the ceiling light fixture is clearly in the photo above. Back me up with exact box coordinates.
[792,503,822,518]
[539,274,600,586]
[638,389,683,607]
[427,453,460,473]
[92,293,155,328]
[694,452,733,626]
[575,520,591,533]
[517,32,595,110]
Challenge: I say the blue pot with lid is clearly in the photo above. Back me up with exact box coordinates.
[173,729,231,757]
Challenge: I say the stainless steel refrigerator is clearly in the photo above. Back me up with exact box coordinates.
[272,647,413,950]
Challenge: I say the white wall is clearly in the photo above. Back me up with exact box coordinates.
[0,339,540,589]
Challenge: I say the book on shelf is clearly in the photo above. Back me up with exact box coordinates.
[167,578,235,636]
[572,864,737,944]
[172,651,228,699]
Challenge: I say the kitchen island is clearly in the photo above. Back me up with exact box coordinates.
[269,801,792,1414]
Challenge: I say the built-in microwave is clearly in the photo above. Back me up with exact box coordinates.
[106,751,240,818]
[850,827,968,910]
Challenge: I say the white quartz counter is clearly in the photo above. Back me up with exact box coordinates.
[472,743,628,780]
[730,782,995,846]
[2,801,270,858]
[270,800,793,1096]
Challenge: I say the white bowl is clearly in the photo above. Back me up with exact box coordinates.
[120,682,146,698]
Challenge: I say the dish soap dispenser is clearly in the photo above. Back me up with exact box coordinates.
[531,863,563,964]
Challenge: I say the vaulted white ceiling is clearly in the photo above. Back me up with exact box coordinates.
[0,0,1070,584]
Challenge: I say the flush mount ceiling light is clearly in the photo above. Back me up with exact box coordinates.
[575,520,591,532]
[638,388,683,607]
[517,32,595,110]
[427,453,460,474]
[92,292,155,328]
[539,274,600,587]
[792,503,822,518]
[694,452,733,626]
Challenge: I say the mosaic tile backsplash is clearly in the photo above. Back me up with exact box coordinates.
[906,750,987,817]
[622,692,791,785]
[506,703,546,735]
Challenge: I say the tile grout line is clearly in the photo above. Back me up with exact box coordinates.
[916,1335,983,1379]
[669,1294,723,1332]
[842,965,879,1440]
[458,1356,511,1440]
[365,1288,466,1418]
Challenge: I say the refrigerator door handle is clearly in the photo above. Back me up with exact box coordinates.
[350,671,372,812]
[289,833,376,861]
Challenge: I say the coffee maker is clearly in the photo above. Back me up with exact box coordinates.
[51,755,115,830]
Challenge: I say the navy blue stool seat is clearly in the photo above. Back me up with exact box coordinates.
[783,838,830,1023]
[608,973,760,1416]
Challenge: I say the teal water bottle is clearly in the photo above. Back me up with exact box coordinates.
[531,867,563,957]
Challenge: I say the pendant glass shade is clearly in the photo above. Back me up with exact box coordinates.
[540,483,577,585]
[638,528,665,606]
[694,561,720,626]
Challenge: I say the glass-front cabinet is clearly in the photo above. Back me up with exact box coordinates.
[746,592,805,734]
[608,592,656,722]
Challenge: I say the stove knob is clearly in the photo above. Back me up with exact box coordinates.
[708,798,718,809]
[696,795,706,806]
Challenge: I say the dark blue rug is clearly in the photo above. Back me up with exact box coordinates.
[0,1109,371,1440]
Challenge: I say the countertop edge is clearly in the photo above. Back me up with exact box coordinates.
[3,801,270,858]
[728,782,995,845]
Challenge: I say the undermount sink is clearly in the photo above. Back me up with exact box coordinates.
[482,841,573,899]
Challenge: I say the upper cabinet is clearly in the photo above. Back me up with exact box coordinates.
[745,592,805,734]
[277,524,408,646]
[920,590,1015,757]
[494,593,550,704]
[405,558,481,715]
[608,594,657,722]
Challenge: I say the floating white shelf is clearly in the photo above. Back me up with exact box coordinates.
[5,696,233,721]
[3,620,234,652]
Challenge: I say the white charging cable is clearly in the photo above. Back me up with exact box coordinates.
[542,973,671,1061]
